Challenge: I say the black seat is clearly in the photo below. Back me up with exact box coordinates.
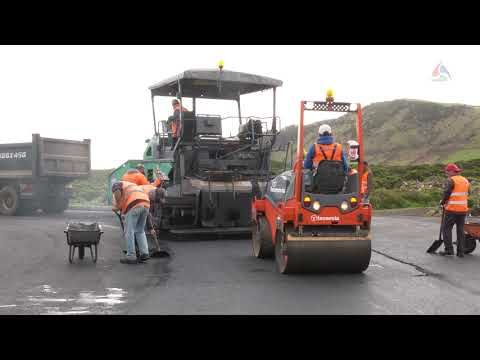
[181,111,196,142]
[311,161,346,194]
[344,172,359,194]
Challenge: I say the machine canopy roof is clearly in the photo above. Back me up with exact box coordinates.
[149,69,283,100]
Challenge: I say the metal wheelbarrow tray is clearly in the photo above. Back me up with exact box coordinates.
[65,222,104,263]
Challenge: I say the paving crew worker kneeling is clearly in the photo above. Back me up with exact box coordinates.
[304,124,349,173]
[112,181,151,264]
[439,163,470,257]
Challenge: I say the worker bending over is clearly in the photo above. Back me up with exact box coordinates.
[112,181,151,264]
[439,163,470,257]
[304,124,349,174]
[168,99,189,150]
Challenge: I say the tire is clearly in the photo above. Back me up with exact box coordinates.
[252,216,274,259]
[275,231,291,274]
[78,246,85,260]
[464,234,477,254]
[43,197,69,214]
[0,186,19,216]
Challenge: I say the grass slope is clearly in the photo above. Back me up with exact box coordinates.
[273,99,480,165]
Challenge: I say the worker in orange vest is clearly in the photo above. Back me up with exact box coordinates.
[112,181,151,264]
[439,163,470,257]
[304,124,348,173]
[121,164,164,187]
[168,99,189,150]
[360,161,373,201]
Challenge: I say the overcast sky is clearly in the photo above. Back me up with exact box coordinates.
[0,45,477,169]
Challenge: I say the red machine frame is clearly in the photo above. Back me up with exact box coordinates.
[252,98,372,251]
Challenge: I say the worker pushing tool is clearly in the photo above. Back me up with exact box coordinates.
[251,89,372,274]
[430,163,470,257]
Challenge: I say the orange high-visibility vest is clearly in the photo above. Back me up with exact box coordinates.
[445,175,470,213]
[312,143,343,168]
[117,181,150,215]
[121,169,150,186]
[140,184,156,193]
[361,171,369,195]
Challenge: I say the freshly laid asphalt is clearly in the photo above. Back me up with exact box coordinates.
[1,209,480,315]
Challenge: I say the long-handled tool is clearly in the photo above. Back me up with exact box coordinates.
[114,210,169,258]
[427,206,446,253]
[146,214,170,258]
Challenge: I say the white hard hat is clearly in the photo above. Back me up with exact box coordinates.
[318,124,332,135]
[347,140,359,146]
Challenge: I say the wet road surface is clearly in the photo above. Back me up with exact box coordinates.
[1,210,480,314]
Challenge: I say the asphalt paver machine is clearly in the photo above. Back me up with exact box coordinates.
[252,92,372,273]
[148,66,282,235]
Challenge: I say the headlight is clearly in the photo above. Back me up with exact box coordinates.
[312,201,321,211]
[340,201,349,211]
[303,196,312,207]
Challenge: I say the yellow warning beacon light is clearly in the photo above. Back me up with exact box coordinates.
[326,88,334,102]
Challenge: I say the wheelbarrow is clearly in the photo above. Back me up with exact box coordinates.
[463,221,480,254]
[65,222,103,263]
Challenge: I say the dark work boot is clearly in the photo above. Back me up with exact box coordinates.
[138,254,150,263]
[120,258,138,264]
[439,250,454,257]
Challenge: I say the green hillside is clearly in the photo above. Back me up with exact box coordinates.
[70,169,112,206]
[273,99,480,165]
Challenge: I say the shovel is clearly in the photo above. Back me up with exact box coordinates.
[426,206,445,253]
[114,210,169,258]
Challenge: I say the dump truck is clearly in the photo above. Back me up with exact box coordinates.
[251,92,372,273]
[0,134,91,215]
[143,66,283,235]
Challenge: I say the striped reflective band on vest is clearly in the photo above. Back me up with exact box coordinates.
[445,175,469,212]
[120,181,150,214]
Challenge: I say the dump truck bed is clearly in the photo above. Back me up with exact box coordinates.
[0,134,91,180]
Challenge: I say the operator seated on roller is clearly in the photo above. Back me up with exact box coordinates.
[304,124,348,194]
[121,164,164,187]
[167,99,189,150]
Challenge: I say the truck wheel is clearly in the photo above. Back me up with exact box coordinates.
[464,234,477,254]
[252,216,274,259]
[0,186,19,216]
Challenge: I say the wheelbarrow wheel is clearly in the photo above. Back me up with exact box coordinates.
[78,246,85,260]
[464,234,477,254]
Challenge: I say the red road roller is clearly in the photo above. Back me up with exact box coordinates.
[251,91,372,274]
